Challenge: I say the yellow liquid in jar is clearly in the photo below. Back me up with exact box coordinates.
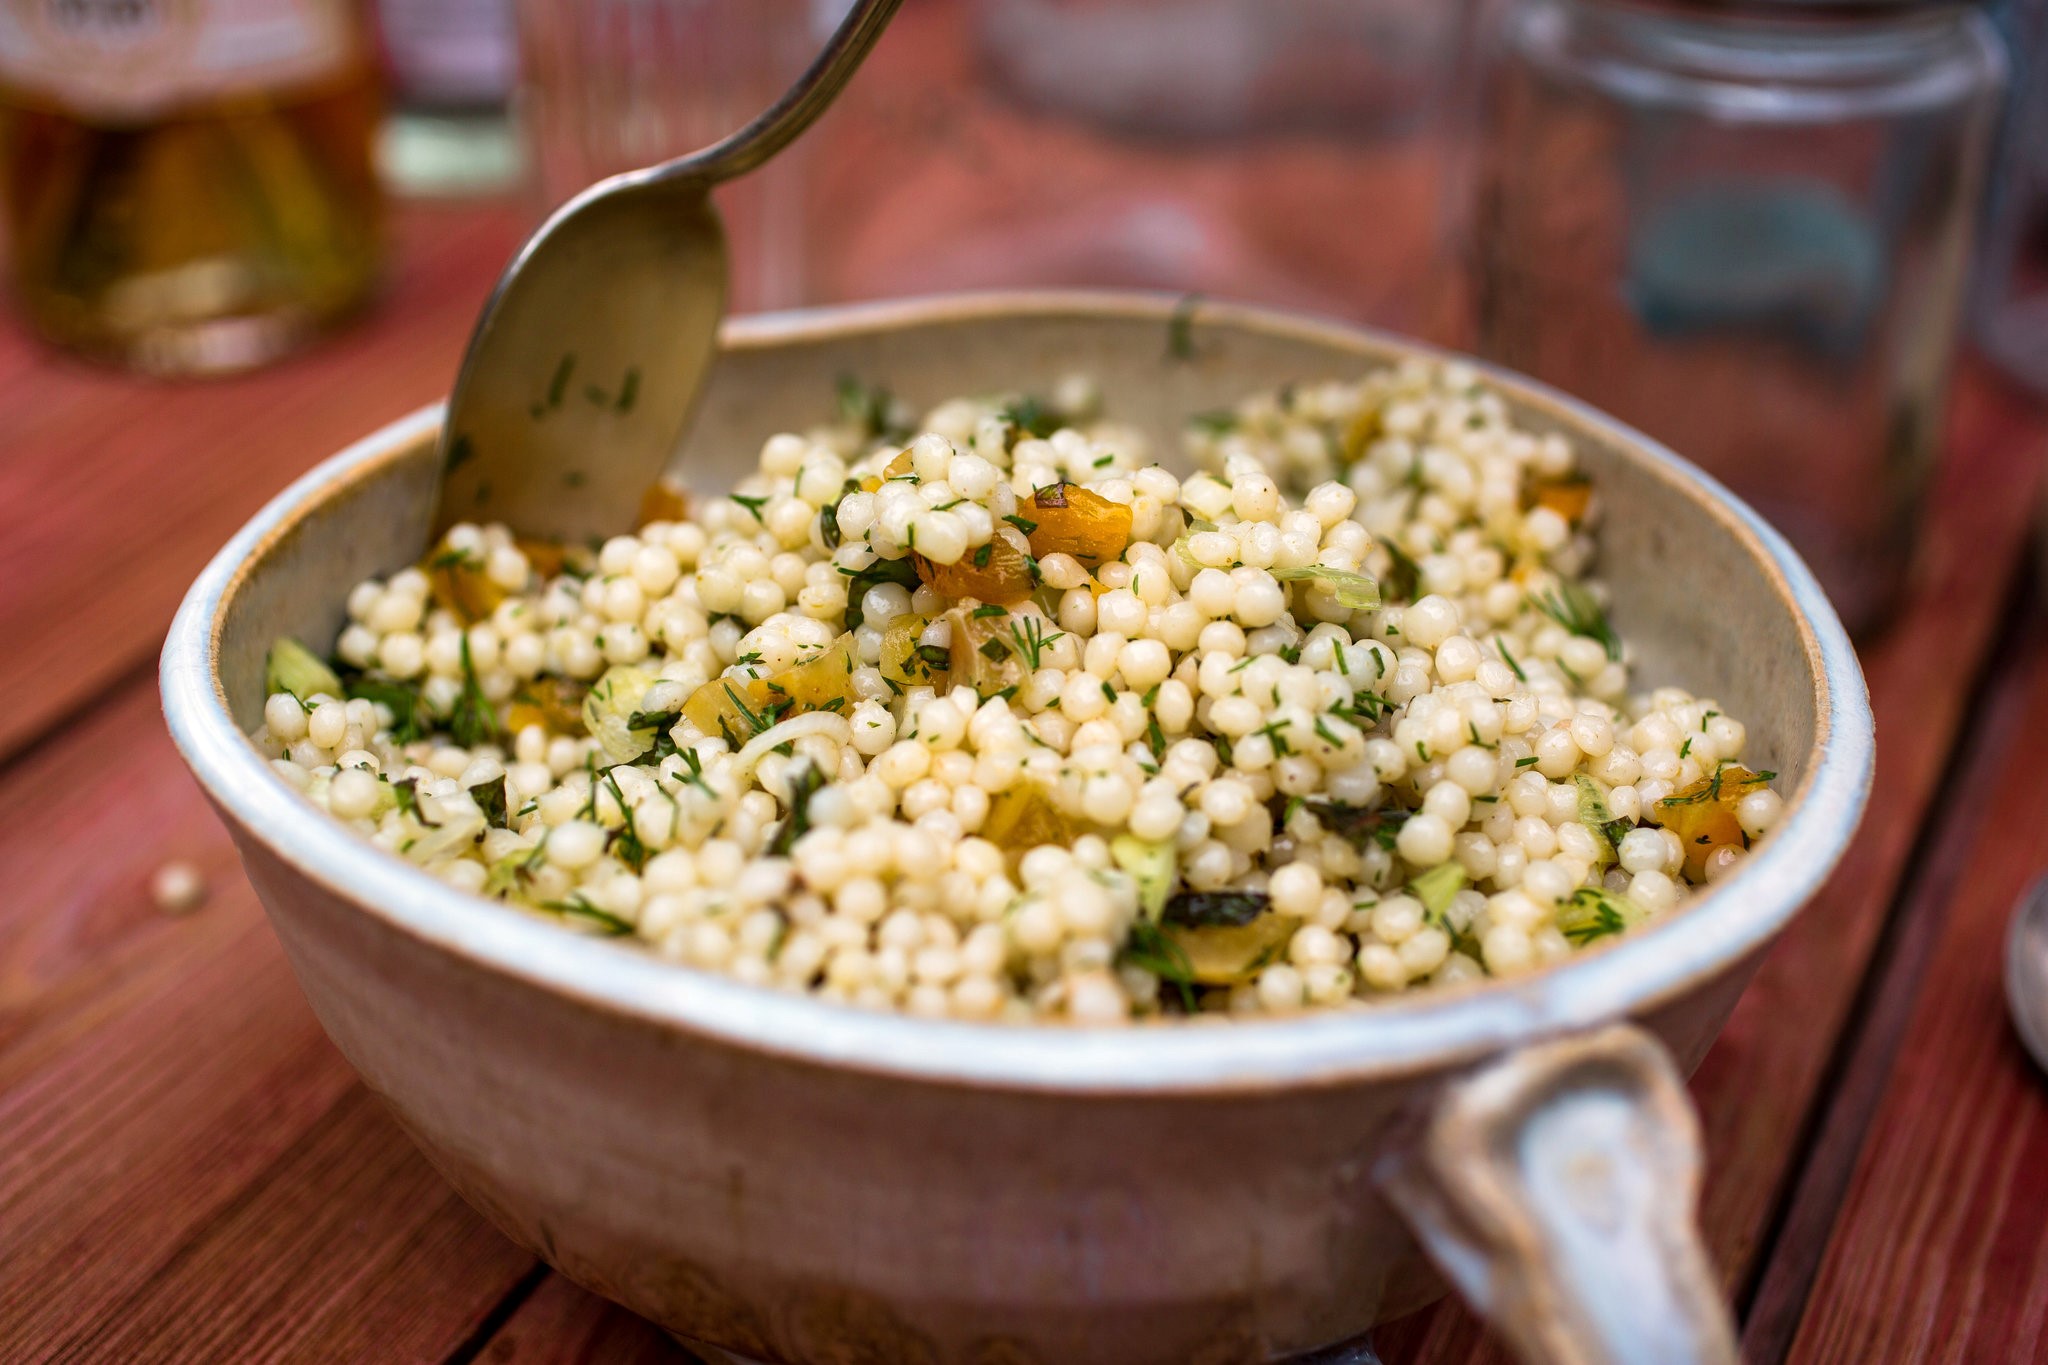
[0,66,385,375]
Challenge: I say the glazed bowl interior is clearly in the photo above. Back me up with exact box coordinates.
[178,291,1871,1091]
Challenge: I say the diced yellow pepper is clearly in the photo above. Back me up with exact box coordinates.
[1649,765,1771,882]
[1024,483,1131,564]
[1165,915,1301,985]
[981,784,1078,855]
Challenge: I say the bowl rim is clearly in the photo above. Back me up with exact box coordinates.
[161,290,1874,1094]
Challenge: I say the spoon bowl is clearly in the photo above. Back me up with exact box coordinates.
[434,0,901,541]
[437,181,726,541]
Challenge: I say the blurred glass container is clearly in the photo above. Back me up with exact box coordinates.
[379,0,517,108]
[1475,0,2005,634]
[0,0,386,375]
[975,0,1462,139]
[1973,0,2048,395]
[512,0,834,311]
[374,0,523,195]
[803,0,1475,337]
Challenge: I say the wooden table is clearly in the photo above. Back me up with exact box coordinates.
[6,9,2048,1355]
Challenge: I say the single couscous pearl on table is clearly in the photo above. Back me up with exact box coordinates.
[151,860,207,914]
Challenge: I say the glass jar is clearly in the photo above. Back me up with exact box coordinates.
[0,1,386,375]
[802,0,1478,338]
[512,0,828,312]
[1973,0,2048,396]
[1474,0,2005,634]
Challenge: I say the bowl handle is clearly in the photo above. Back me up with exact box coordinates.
[1378,1023,1738,1365]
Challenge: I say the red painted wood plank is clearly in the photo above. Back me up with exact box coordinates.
[1783,620,2048,1365]
[1378,369,2048,1361]
[0,671,247,1078]
[0,675,530,1362]
[482,1273,693,1365]
[63,1086,537,1365]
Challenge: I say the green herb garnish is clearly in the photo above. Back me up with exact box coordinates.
[1496,636,1527,682]
[836,375,909,442]
[546,352,576,410]
[1532,583,1621,661]
[768,760,826,857]
[999,395,1061,441]
[1270,565,1381,610]
[1006,616,1063,670]
[676,747,715,798]
[343,674,427,745]
[1302,800,1408,853]
[473,774,509,826]
[602,770,649,871]
[819,477,860,550]
[1166,293,1201,361]
[543,893,632,936]
[1380,539,1421,602]
[1162,890,1270,929]
[1558,886,1638,946]
[841,554,922,633]
[1120,919,1197,1011]
[449,636,499,748]
[391,777,421,820]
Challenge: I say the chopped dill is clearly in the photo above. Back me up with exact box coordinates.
[1496,636,1527,682]
[1532,582,1621,661]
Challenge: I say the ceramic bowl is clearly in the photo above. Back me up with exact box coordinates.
[162,294,1872,1365]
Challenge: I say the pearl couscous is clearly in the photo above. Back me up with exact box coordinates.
[254,361,1784,1022]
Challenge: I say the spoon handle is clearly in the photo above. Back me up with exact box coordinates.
[665,0,904,188]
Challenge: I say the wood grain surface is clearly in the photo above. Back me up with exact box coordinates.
[1782,610,2048,1365]
[4,2,2048,1355]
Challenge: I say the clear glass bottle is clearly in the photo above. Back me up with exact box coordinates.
[0,1,386,375]
[794,0,1478,337]
[1474,0,2005,633]
[511,0,827,312]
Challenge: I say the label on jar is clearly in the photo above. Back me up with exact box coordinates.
[0,0,358,119]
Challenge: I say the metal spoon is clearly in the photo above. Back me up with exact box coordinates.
[2005,873,2048,1071]
[433,0,902,542]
